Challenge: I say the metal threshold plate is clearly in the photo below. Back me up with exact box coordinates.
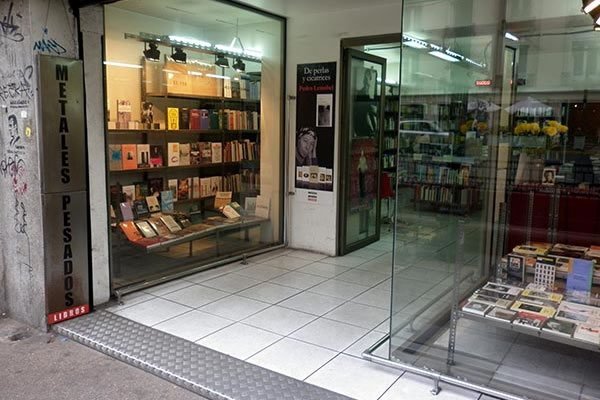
[54,311,351,400]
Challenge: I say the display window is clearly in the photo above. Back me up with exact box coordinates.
[102,0,285,290]
[357,1,600,399]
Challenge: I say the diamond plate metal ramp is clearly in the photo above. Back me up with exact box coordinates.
[54,311,352,400]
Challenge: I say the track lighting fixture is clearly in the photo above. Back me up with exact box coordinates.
[171,47,187,63]
[215,53,230,68]
[143,41,160,61]
[232,57,246,72]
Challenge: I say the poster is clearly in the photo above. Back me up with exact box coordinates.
[295,62,336,195]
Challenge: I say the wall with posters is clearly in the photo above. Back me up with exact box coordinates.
[286,4,403,254]
[0,0,78,328]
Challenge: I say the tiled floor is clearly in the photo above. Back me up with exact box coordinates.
[106,237,493,400]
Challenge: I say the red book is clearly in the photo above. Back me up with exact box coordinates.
[119,221,143,242]
[190,109,201,130]
[121,144,138,170]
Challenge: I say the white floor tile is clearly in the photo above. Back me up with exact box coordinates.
[197,323,282,360]
[343,330,388,358]
[352,288,391,310]
[153,310,233,342]
[297,262,351,278]
[143,280,194,297]
[262,255,313,270]
[184,264,246,284]
[350,248,389,260]
[248,338,337,381]
[247,249,293,263]
[104,292,155,312]
[114,298,192,326]
[308,279,370,300]
[268,271,328,290]
[161,285,229,308]
[290,318,368,352]
[287,250,328,261]
[237,282,301,304]
[234,264,289,281]
[199,274,262,293]
[321,255,367,268]
[306,354,401,400]
[199,295,270,321]
[325,302,389,330]
[243,306,316,335]
[380,373,479,400]
[374,318,390,333]
[279,291,346,316]
[336,269,389,287]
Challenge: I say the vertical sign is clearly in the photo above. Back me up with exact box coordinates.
[38,55,90,324]
[295,62,336,203]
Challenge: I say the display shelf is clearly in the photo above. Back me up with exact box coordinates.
[108,129,260,135]
[146,92,260,104]
[137,216,268,253]
[110,162,243,174]
[458,311,600,353]
[399,181,479,189]
[524,265,600,286]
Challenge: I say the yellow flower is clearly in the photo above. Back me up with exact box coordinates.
[530,122,541,134]
[544,126,558,137]
[558,125,568,134]
[547,120,560,127]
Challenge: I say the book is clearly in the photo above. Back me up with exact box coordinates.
[550,243,588,259]
[168,179,178,202]
[510,301,556,318]
[513,311,547,330]
[521,289,563,303]
[168,142,180,166]
[507,254,525,282]
[211,142,222,163]
[200,178,211,198]
[109,145,122,171]
[486,307,516,323]
[574,324,600,344]
[135,220,157,238]
[148,218,171,236]
[179,143,191,166]
[192,177,200,199]
[122,185,136,203]
[136,144,150,168]
[244,197,257,215]
[149,145,163,168]
[190,109,201,130]
[462,301,492,316]
[148,178,164,197]
[482,282,522,296]
[542,319,576,338]
[133,200,149,219]
[160,215,182,233]
[121,144,138,170]
[119,202,134,221]
[167,107,179,130]
[179,108,189,130]
[222,204,240,219]
[119,221,143,242]
[215,192,233,209]
[178,178,190,201]
[200,142,212,164]
[146,195,161,213]
[210,177,220,196]
[160,190,174,212]
[190,143,201,165]
[475,289,517,301]
[470,293,514,309]
[513,244,549,257]
[556,301,600,324]
[567,258,594,298]
[134,182,149,200]
[200,109,210,130]
[534,255,556,288]
[255,195,270,219]
[518,295,560,309]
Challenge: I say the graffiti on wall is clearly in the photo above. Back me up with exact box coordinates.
[0,1,24,43]
[33,27,66,55]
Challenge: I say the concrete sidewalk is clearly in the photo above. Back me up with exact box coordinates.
[0,316,207,400]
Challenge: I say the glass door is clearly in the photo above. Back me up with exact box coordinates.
[339,49,387,255]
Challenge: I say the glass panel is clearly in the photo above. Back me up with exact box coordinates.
[103,1,284,289]
[389,1,600,399]
[344,52,385,252]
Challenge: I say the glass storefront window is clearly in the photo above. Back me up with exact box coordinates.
[361,1,600,400]
[102,1,284,290]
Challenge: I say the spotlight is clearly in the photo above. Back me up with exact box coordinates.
[583,0,600,14]
[171,47,187,63]
[143,41,160,61]
[232,57,245,72]
[215,53,230,68]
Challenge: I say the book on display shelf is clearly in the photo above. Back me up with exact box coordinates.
[211,142,222,163]
[574,324,600,344]
[470,293,514,309]
[513,311,548,330]
[567,258,594,299]
[168,179,178,201]
[122,144,137,170]
[215,191,233,209]
[556,302,600,325]
[160,215,182,233]
[179,143,191,166]
[149,145,163,168]
[160,190,174,212]
[222,204,241,219]
[475,289,517,301]
[510,301,556,318]
[513,243,551,257]
[518,296,560,309]
[190,143,201,165]
[550,243,588,259]
[146,196,161,213]
[192,177,201,199]
[135,220,157,238]
[482,282,522,296]
[148,218,171,236]
[486,307,516,323]
[507,254,525,282]
[137,144,150,169]
[148,178,164,197]
[133,200,150,219]
[167,107,179,130]
[462,301,493,316]
[109,145,122,171]
[542,319,577,338]
[168,142,180,166]
[521,289,564,303]
[119,221,144,242]
[119,202,134,221]
[177,178,190,201]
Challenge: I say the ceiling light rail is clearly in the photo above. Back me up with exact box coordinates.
[124,32,262,62]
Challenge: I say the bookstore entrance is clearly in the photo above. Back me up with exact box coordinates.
[101,0,285,294]
[358,1,600,400]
